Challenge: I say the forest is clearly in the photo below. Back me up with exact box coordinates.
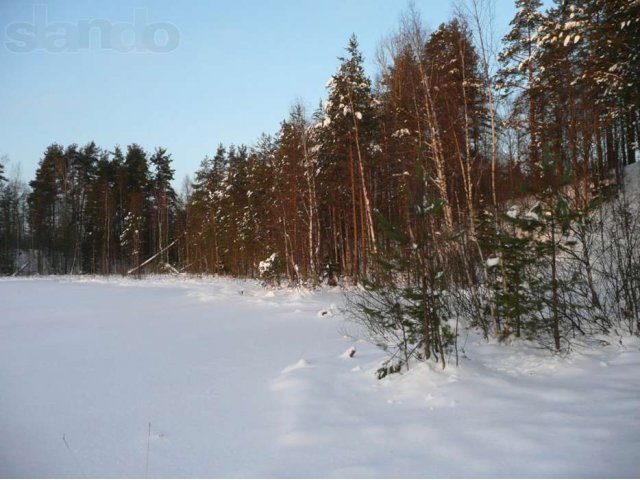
[1,0,638,368]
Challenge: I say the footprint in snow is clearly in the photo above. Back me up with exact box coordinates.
[317,303,337,317]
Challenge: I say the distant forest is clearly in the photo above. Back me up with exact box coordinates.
[1,0,638,360]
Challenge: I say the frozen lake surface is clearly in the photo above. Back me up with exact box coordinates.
[1,276,639,478]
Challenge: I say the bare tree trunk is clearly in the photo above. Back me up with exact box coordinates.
[550,215,561,351]
[348,89,378,255]
[301,127,318,280]
[457,32,477,235]
[470,0,499,211]
[349,143,359,279]
[527,26,540,181]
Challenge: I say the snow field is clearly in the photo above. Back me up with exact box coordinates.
[0,276,639,477]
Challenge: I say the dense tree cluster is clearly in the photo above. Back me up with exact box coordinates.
[1,143,179,275]
[1,0,638,365]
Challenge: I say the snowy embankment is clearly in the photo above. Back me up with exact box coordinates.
[0,277,639,478]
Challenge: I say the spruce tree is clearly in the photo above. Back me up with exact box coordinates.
[484,204,545,341]
[29,144,64,272]
[317,34,378,280]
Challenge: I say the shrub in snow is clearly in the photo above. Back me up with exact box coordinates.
[258,253,282,286]
[345,199,457,377]
[470,172,640,351]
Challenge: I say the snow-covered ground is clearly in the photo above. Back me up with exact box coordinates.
[1,276,639,478]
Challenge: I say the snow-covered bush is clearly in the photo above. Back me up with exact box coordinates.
[465,171,640,351]
[258,253,282,286]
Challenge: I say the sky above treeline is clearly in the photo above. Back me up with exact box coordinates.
[0,0,522,188]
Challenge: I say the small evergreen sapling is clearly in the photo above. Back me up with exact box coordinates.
[346,198,457,377]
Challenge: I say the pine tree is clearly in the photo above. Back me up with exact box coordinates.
[84,150,116,273]
[272,105,320,284]
[189,148,220,273]
[71,142,98,272]
[150,147,176,267]
[123,144,151,269]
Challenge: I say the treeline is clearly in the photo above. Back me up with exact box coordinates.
[1,0,638,360]
[0,144,180,274]
[184,0,638,281]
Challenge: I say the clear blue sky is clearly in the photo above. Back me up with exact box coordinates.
[0,0,519,188]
